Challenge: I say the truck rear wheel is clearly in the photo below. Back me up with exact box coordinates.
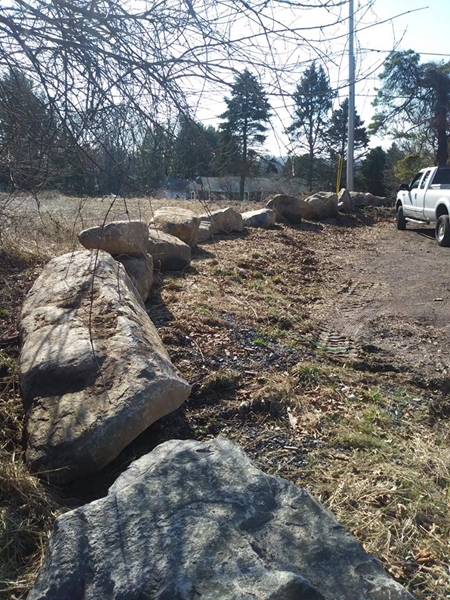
[396,206,406,230]
[436,215,450,246]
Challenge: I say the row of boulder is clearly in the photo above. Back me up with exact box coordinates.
[20,205,274,484]
[21,192,412,600]
[76,190,389,302]
[20,191,387,485]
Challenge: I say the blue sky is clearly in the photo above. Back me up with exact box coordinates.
[194,1,450,156]
[354,0,450,131]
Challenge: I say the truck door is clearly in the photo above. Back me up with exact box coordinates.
[405,171,426,216]
[415,169,432,219]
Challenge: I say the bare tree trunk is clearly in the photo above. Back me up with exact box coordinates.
[240,118,248,201]
[308,148,314,192]
[435,88,449,166]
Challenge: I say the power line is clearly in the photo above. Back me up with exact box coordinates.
[361,48,450,58]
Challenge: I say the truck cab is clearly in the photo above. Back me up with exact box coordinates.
[396,166,450,246]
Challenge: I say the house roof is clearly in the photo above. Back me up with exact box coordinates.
[164,178,189,191]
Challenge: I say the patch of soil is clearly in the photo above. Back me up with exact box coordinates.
[309,213,450,383]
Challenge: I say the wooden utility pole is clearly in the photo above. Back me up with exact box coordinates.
[347,0,355,191]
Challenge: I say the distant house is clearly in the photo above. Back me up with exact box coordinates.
[153,175,307,201]
[186,176,307,201]
[154,178,189,199]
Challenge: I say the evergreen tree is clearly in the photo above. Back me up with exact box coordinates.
[135,124,171,191]
[326,98,369,189]
[355,146,387,196]
[218,69,271,199]
[287,62,334,191]
[283,154,333,191]
[371,50,450,166]
[214,127,241,177]
[171,116,219,179]
[0,69,58,190]
[383,143,408,197]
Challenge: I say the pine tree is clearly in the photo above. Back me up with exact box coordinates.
[326,98,369,188]
[171,116,219,179]
[287,62,334,191]
[0,69,57,190]
[218,69,271,200]
[371,50,450,167]
[356,147,387,196]
[135,124,171,191]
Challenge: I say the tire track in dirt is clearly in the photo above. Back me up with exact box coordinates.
[307,218,450,382]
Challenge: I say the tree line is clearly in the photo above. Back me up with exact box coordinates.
[1,4,449,200]
[0,64,370,197]
[0,0,355,199]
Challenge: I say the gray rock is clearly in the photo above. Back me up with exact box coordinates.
[114,253,154,302]
[28,438,413,600]
[78,220,149,255]
[199,206,244,234]
[304,192,339,219]
[150,207,201,247]
[147,229,191,271]
[350,191,389,208]
[20,250,190,484]
[242,208,276,228]
[266,194,312,223]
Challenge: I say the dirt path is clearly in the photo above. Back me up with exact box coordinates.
[309,215,450,383]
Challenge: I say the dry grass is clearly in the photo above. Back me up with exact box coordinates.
[0,191,258,258]
[1,192,449,598]
[0,264,59,599]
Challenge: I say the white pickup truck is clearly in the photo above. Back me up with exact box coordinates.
[396,166,450,246]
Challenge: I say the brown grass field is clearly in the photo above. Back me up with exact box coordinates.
[1,192,449,599]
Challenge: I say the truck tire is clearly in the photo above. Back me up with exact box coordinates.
[396,205,406,230]
[436,215,450,246]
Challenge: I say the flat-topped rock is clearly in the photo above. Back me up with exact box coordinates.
[147,229,191,270]
[241,208,276,228]
[199,206,244,234]
[150,207,200,247]
[266,194,311,223]
[78,220,149,255]
[350,191,389,207]
[304,191,339,219]
[197,220,213,243]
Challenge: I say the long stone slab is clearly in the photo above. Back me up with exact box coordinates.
[20,250,190,483]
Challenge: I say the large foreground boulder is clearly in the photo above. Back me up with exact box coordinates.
[20,250,190,484]
[29,438,413,600]
[199,206,244,234]
[241,208,276,228]
[147,229,191,270]
[266,194,311,223]
[150,207,200,247]
[78,220,149,255]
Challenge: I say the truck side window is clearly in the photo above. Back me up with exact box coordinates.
[410,173,423,190]
[420,170,431,189]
